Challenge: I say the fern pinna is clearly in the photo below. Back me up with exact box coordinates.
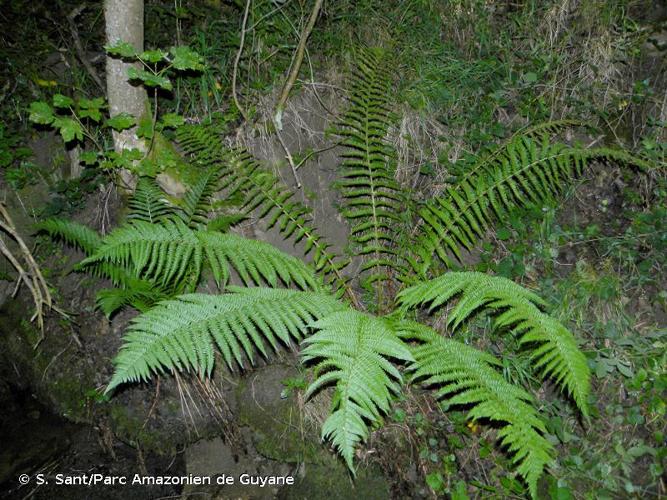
[337,48,407,305]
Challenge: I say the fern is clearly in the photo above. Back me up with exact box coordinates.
[415,135,586,272]
[128,178,174,223]
[414,133,651,275]
[301,309,413,470]
[79,218,321,291]
[96,281,168,315]
[400,322,553,498]
[176,125,354,301]
[36,218,102,254]
[398,271,590,417]
[106,287,345,393]
[36,218,167,315]
[337,48,407,293]
[177,166,223,228]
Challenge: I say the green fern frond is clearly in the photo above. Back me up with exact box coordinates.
[337,48,407,290]
[400,322,553,499]
[79,219,321,291]
[105,287,344,394]
[415,133,652,274]
[128,178,174,223]
[79,218,202,287]
[36,218,102,255]
[96,282,167,316]
[176,125,353,300]
[36,217,170,315]
[415,135,587,272]
[398,272,590,417]
[177,166,223,228]
[301,309,413,470]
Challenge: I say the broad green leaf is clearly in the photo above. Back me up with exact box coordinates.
[80,151,99,165]
[136,115,155,139]
[79,97,105,109]
[53,116,84,143]
[127,67,173,90]
[169,46,205,71]
[139,49,168,63]
[79,97,105,122]
[106,113,136,131]
[105,41,138,58]
[53,94,74,108]
[28,101,54,125]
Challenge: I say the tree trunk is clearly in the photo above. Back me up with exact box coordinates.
[104,0,147,190]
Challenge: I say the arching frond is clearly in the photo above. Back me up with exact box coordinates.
[36,218,102,255]
[398,272,590,416]
[301,310,413,470]
[105,288,344,394]
[400,322,553,499]
[79,218,201,287]
[176,125,353,300]
[79,219,321,291]
[415,135,584,273]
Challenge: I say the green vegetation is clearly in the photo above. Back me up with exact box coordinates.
[0,0,664,499]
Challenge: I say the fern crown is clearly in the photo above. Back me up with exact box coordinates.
[47,43,665,498]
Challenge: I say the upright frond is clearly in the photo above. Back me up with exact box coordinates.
[401,322,553,499]
[178,166,223,228]
[105,288,344,394]
[337,48,408,292]
[128,178,174,223]
[398,272,590,416]
[301,310,413,470]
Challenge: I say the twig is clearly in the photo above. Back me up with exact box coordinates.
[275,128,301,188]
[232,0,252,122]
[273,0,324,130]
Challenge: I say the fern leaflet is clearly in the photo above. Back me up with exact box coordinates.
[301,309,413,470]
[401,322,553,499]
[398,272,590,416]
[106,287,344,393]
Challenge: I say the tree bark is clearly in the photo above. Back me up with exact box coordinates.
[104,0,147,190]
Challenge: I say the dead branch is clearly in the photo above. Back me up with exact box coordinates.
[232,0,252,122]
[0,203,53,339]
[273,0,324,130]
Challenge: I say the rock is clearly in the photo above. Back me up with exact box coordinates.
[278,461,390,500]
